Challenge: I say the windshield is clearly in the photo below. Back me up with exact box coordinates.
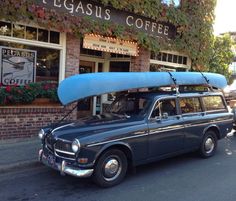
[108,95,151,117]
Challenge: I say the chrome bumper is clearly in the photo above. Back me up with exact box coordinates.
[38,149,94,178]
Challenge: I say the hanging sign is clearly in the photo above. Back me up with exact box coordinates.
[0,47,36,86]
[83,34,139,56]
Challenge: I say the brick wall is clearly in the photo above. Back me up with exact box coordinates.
[65,33,80,77]
[0,105,78,140]
[0,34,80,140]
[130,46,150,72]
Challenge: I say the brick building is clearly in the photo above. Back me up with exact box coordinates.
[0,0,192,140]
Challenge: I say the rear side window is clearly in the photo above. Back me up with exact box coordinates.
[202,96,226,111]
[180,97,202,114]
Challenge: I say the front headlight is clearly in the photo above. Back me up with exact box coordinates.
[38,129,45,139]
[72,139,80,153]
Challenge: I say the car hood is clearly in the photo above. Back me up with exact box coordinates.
[50,114,145,141]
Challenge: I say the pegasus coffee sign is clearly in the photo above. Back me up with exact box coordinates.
[0,47,36,86]
[37,0,176,40]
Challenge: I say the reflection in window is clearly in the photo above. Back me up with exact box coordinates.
[0,41,60,82]
[151,99,176,118]
[13,24,25,38]
[0,21,11,36]
[180,97,202,114]
[26,27,37,40]
[0,21,60,44]
[202,96,226,111]
[50,31,60,44]
[38,29,49,42]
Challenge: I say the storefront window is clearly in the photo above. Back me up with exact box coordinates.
[0,42,60,83]
[0,21,11,36]
[0,21,60,44]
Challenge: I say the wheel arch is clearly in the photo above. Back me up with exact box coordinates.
[94,142,134,169]
[203,125,220,139]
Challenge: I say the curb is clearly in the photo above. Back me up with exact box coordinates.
[0,160,40,174]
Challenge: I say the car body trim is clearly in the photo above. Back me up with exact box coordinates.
[54,149,75,156]
[86,118,232,148]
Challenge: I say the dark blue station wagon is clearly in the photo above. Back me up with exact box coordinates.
[38,91,233,187]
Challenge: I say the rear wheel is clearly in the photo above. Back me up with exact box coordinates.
[199,130,217,158]
[93,149,128,187]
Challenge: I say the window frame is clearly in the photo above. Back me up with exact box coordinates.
[179,96,203,116]
[0,21,66,82]
[149,97,178,120]
[201,95,228,113]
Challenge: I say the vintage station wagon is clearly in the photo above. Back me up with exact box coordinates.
[38,90,233,187]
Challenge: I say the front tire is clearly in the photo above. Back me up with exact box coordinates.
[93,149,128,188]
[199,130,217,158]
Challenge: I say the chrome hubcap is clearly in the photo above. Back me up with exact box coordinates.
[204,137,215,154]
[103,158,121,181]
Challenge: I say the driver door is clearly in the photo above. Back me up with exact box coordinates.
[148,98,185,158]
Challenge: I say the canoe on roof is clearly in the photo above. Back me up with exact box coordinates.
[57,72,227,105]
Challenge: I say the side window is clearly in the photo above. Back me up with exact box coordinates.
[151,99,177,118]
[180,97,202,114]
[202,96,226,111]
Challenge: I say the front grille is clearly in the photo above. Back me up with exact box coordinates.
[54,140,73,153]
[54,151,75,160]
[45,135,55,152]
[54,139,75,160]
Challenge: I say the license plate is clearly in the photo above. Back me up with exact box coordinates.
[47,154,56,168]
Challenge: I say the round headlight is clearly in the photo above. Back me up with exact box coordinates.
[38,129,45,139]
[72,139,80,153]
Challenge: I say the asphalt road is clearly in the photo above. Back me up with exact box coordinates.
[1,134,236,201]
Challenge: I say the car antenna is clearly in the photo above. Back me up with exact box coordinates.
[198,70,213,91]
[168,72,179,94]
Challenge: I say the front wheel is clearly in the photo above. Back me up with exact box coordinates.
[93,149,128,188]
[199,130,217,158]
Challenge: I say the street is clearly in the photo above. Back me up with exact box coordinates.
[1,134,236,201]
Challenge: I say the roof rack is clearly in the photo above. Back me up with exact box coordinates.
[168,72,179,94]
[198,71,214,91]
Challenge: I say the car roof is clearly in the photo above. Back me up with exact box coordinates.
[126,90,223,100]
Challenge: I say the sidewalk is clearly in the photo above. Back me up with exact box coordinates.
[0,137,41,173]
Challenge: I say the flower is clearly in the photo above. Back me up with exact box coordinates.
[5,86,11,92]
[0,81,59,105]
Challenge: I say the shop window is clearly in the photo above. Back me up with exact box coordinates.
[0,21,11,36]
[110,61,130,72]
[98,63,103,72]
[13,24,25,39]
[0,21,60,45]
[167,54,173,62]
[183,56,187,65]
[0,42,60,84]
[38,29,49,42]
[178,56,183,64]
[110,53,130,58]
[173,55,178,63]
[50,31,60,44]
[26,27,37,40]
[162,53,167,62]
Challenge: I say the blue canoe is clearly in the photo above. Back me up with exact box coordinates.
[57,72,227,105]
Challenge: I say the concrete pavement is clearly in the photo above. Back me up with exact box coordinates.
[0,137,41,173]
